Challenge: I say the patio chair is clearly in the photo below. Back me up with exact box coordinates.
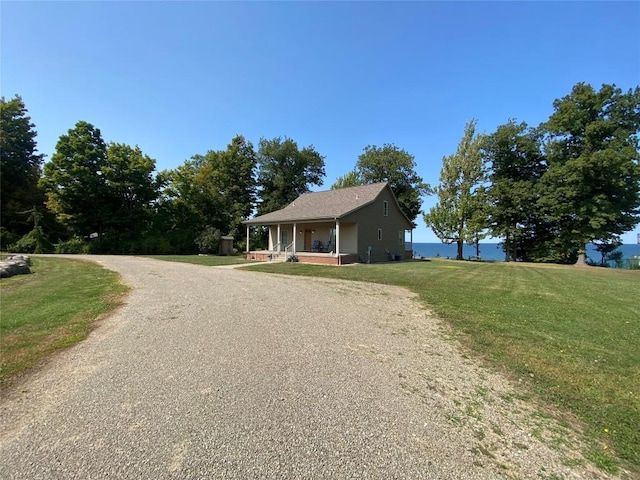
[311,240,322,252]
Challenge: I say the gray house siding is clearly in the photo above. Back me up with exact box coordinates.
[343,187,412,262]
[244,182,413,263]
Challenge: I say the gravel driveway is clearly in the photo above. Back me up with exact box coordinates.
[0,256,612,479]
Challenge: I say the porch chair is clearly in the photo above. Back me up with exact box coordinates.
[311,240,322,252]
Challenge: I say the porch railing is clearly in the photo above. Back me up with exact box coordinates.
[284,241,295,259]
[270,242,281,261]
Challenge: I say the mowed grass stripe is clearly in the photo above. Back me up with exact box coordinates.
[245,259,639,472]
[142,254,248,266]
[0,257,128,385]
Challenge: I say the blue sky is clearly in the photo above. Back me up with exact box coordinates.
[2,1,639,243]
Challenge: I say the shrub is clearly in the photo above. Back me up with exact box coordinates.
[195,226,221,254]
[7,226,53,253]
[0,228,21,251]
[55,237,91,254]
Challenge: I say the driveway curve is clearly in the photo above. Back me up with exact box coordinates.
[0,256,608,479]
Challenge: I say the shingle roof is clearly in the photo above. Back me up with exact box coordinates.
[244,182,390,225]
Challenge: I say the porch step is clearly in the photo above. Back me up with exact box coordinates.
[270,253,287,262]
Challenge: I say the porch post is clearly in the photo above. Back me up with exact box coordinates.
[246,225,250,253]
[277,224,281,252]
[335,220,341,257]
[410,228,413,258]
[293,223,297,253]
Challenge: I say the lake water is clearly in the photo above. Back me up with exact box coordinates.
[412,242,640,265]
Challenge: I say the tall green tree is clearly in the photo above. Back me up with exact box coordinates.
[0,95,46,246]
[355,144,429,226]
[103,142,159,250]
[198,135,257,238]
[256,137,325,215]
[424,120,487,260]
[40,121,111,240]
[482,120,547,261]
[160,135,257,253]
[157,160,208,254]
[539,83,640,265]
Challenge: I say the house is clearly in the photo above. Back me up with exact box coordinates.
[243,182,414,265]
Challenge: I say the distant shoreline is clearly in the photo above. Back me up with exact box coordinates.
[411,242,640,263]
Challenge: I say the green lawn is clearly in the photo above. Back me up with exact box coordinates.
[141,254,249,266]
[2,255,637,472]
[245,259,640,473]
[0,257,127,386]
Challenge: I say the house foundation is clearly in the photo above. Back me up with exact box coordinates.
[245,251,360,265]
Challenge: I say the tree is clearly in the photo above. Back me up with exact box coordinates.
[0,95,46,247]
[331,170,361,189]
[198,135,257,238]
[539,83,640,265]
[41,122,161,252]
[482,120,547,261]
[256,137,325,215]
[40,121,111,240]
[355,144,429,226]
[156,161,207,254]
[424,120,487,260]
[593,236,622,267]
[159,135,257,253]
[6,207,52,254]
[103,142,159,251]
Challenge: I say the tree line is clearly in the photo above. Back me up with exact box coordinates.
[1,81,638,263]
[424,82,640,264]
[0,98,426,255]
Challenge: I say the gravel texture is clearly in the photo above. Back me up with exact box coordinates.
[0,256,617,479]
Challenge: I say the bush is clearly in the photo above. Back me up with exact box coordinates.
[7,226,53,253]
[55,237,91,254]
[0,228,21,251]
[195,226,221,254]
[138,235,174,255]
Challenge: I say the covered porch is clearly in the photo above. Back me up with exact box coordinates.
[245,220,360,265]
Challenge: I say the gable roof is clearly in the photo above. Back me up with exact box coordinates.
[245,182,407,225]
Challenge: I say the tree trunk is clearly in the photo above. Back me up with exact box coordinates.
[504,232,511,262]
[575,243,588,266]
[456,239,463,260]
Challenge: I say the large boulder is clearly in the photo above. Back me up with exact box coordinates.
[0,255,32,278]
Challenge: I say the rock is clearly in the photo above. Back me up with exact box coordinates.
[0,255,32,278]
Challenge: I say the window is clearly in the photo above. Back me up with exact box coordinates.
[383,200,388,216]
[398,230,404,246]
[378,228,383,240]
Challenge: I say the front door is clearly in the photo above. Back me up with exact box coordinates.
[304,229,312,251]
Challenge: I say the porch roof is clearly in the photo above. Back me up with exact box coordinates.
[244,182,390,225]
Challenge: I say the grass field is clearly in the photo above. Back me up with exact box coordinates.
[1,254,636,472]
[142,254,249,266]
[0,256,127,387]
[245,259,639,473]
